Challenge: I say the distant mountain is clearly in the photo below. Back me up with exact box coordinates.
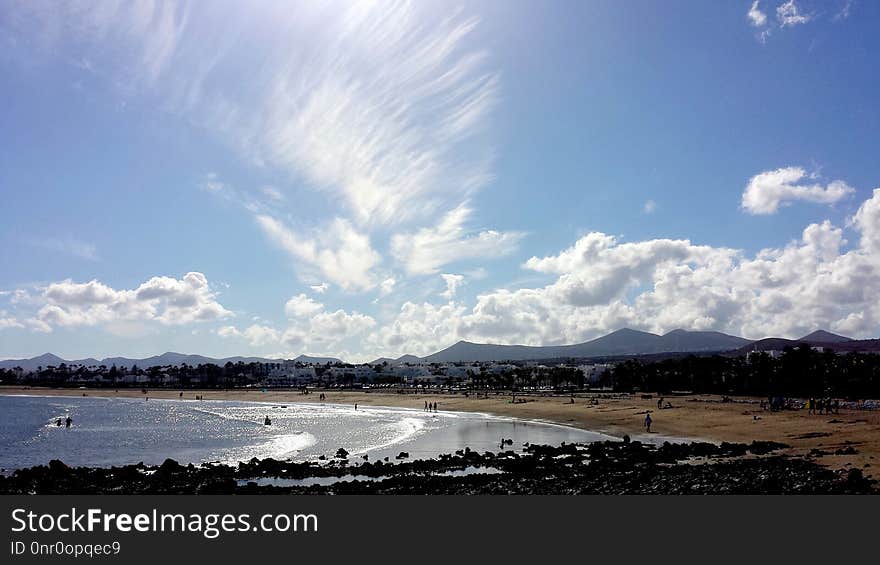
[0,353,66,372]
[423,328,752,362]
[423,341,540,363]
[738,330,880,355]
[368,354,421,365]
[799,330,852,343]
[293,354,341,364]
[98,352,281,369]
[657,329,752,352]
[395,354,422,364]
[0,351,340,372]
[369,357,396,365]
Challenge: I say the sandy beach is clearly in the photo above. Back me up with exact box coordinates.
[3,386,878,478]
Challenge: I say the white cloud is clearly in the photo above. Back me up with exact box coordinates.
[0,289,33,305]
[23,272,232,332]
[307,310,376,345]
[440,274,465,299]
[643,199,657,214]
[220,298,376,360]
[217,325,239,339]
[391,204,524,275]
[748,1,768,27]
[216,324,280,347]
[310,283,329,294]
[0,312,23,330]
[255,215,381,291]
[284,294,324,318]
[367,189,880,355]
[741,166,854,215]
[367,301,467,357]
[851,188,880,254]
[379,277,397,297]
[239,324,281,347]
[777,0,812,27]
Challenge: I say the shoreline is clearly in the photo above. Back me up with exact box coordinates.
[2,439,874,495]
[2,385,879,478]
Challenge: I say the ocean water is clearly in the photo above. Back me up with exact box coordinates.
[0,395,615,471]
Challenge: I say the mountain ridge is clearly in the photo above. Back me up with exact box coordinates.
[3,329,875,370]
[0,351,341,372]
[421,328,752,362]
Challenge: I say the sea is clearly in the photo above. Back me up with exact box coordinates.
[0,395,616,471]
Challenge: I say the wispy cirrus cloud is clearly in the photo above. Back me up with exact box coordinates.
[776,0,812,27]
[748,1,768,27]
[391,204,525,275]
[6,1,518,291]
[745,0,830,43]
[255,214,381,292]
[255,3,500,228]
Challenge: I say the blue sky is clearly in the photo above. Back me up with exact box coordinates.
[1,0,879,362]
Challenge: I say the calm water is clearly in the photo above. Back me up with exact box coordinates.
[0,395,615,471]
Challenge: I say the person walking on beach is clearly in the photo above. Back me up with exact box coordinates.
[65,416,72,428]
[657,397,663,410]
[355,403,358,411]
[425,401,428,411]
[644,413,652,433]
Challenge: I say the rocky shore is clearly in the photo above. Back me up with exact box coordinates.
[1,439,876,494]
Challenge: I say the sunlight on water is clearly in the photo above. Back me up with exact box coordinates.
[0,395,614,470]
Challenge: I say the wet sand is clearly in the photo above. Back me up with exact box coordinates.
[3,386,879,478]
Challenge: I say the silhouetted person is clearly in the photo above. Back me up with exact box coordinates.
[56,418,62,427]
[644,413,652,433]
[658,397,663,410]
[65,416,72,428]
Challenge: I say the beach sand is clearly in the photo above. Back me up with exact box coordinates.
[3,386,878,478]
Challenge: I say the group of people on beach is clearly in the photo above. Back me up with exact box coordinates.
[759,396,840,414]
[424,401,439,412]
[54,416,72,428]
[806,397,839,415]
